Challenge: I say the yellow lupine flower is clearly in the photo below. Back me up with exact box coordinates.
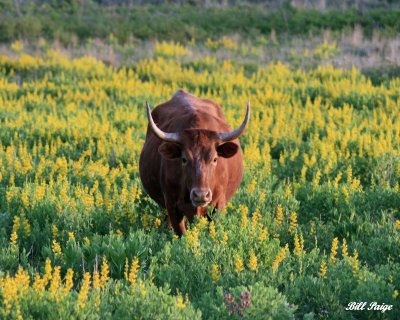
[10,231,18,246]
[49,266,61,299]
[209,221,217,239]
[320,260,328,279]
[342,238,349,258]
[92,271,101,290]
[275,204,284,226]
[100,256,110,287]
[234,255,244,273]
[186,228,200,255]
[51,239,62,257]
[128,257,140,287]
[43,258,53,286]
[176,293,186,309]
[259,225,268,243]
[330,237,339,264]
[272,244,289,272]
[221,231,228,245]
[52,225,58,238]
[33,273,46,295]
[77,272,91,309]
[68,232,75,241]
[124,258,129,281]
[248,251,258,271]
[294,233,304,258]
[211,264,220,284]
[289,212,298,233]
[64,268,74,294]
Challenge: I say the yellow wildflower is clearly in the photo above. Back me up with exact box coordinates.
[342,238,349,258]
[51,240,62,257]
[128,257,140,287]
[272,244,289,272]
[275,204,284,226]
[211,264,220,283]
[234,255,244,273]
[330,237,339,264]
[64,268,74,294]
[248,251,258,271]
[77,272,91,309]
[209,221,217,239]
[320,260,327,279]
[100,256,110,287]
[176,293,186,309]
[289,212,298,233]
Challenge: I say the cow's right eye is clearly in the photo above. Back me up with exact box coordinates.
[182,157,187,164]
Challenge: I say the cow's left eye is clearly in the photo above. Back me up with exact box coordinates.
[213,157,217,164]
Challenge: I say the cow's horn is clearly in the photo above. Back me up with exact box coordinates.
[146,102,180,143]
[219,101,250,141]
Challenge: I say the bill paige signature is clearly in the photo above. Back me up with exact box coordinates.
[346,302,393,313]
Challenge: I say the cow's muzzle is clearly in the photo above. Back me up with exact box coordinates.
[190,188,212,207]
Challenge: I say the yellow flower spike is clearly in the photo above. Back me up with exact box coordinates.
[64,268,74,294]
[93,271,101,290]
[176,293,186,309]
[248,251,258,272]
[289,212,298,233]
[49,266,61,299]
[320,260,328,279]
[51,239,62,257]
[394,220,400,230]
[68,232,75,241]
[209,221,217,240]
[77,272,91,309]
[330,237,339,264]
[275,204,284,226]
[186,228,200,256]
[221,231,229,246]
[259,225,268,244]
[100,256,110,288]
[83,237,91,246]
[10,231,18,246]
[128,257,140,287]
[124,258,129,281]
[197,216,208,230]
[154,217,161,228]
[248,178,257,193]
[52,225,58,239]
[272,244,289,272]
[211,264,220,284]
[234,255,244,273]
[294,233,304,258]
[342,238,349,258]
[43,258,53,287]
[312,170,321,187]
[393,290,399,300]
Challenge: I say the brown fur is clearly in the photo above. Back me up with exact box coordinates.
[139,89,244,235]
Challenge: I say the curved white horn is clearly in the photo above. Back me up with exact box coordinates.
[146,102,180,143]
[218,101,250,141]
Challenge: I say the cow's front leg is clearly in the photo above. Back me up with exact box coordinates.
[166,201,186,236]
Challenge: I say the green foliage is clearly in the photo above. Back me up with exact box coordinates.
[0,2,399,43]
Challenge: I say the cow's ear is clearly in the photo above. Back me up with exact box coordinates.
[217,142,239,158]
[158,142,182,160]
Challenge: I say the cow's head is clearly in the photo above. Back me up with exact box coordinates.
[146,102,250,208]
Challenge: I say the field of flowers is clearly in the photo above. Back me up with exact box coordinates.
[0,42,399,319]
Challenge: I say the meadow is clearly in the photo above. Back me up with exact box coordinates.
[0,39,399,319]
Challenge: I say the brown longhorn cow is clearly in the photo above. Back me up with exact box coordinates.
[139,89,250,236]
